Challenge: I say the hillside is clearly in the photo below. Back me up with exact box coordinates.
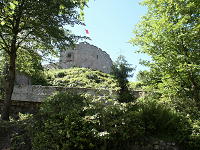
[43,67,119,90]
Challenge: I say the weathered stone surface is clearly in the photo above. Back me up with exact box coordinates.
[11,85,117,102]
[15,72,31,85]
[59,42,113,73]
[126,140,179,150]
[11,85,144,102]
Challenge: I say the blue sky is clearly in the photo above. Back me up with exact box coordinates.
[71,0,149,81]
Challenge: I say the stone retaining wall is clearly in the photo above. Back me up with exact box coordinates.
[11,85,144,102]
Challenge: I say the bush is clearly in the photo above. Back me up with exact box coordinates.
[85,99,145,150]
[0,91,198,149]
[104,104,145,149]
[10,114,32,150]
[184,120,200,150]
[137,98,192,142]
[30,92,194,150]
[129,81,144,90]
[30,92,144,150]
[0,114,32,150]
[31,71,49,86]
[31,92,99,150]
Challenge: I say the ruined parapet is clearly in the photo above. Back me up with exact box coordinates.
[59,42,113,73]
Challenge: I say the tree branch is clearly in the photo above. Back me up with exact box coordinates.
[0,33,11,55]
[16,31,33,49]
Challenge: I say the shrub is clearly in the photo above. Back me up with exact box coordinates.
[31,71,49,86]
[0,114,32,150]
[104,103,145,149]
[184,120,200,150]
[129,81,144,90]
[10,114,32,150]
[138,98,192,143]
[30,92,144,150]
[30,92,195,150]
[31,92,98,150]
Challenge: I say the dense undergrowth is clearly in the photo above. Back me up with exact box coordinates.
[1,68,200,149]
[1,92,200,150]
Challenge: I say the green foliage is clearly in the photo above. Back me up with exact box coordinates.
[16,50,43,75]
[186,120,200,150]
[131,0,200,113]
[31,71,49,86]
[0,120,12,137]
[136,69,162,91]
[131,1,200,147]
[45,67,119,90]
[31,92,98,150]
[10,114,33,150]
[30,92,139,150]
[138,98,192,142]
[0,113,32,150]
[29,92,195,149]
[129,81,144,90]
[0,0,90,120]
[0,0,89,53]
[111,55,135,102]
[1,93,198,149]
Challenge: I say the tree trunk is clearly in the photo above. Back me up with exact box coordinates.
[1,9,20,120]
[1,51,16,121]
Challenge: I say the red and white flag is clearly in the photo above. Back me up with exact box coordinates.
[85,29,89,35]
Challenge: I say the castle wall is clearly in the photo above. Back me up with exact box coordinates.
[59,42,113,73]
[11,85,116,102]
[15,72,31,85]
[11,85,144,102]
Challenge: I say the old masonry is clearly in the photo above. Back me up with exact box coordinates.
[44,42,113,73]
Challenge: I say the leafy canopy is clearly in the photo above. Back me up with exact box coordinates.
[131,0,200,107]
[0,0,89,57]
[0,0,89,121]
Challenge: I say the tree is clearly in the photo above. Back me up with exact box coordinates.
[131,0,200,108]
[0,0,89,120]
[111,55,135,102]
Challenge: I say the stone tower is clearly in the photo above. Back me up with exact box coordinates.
[59,42,113,73]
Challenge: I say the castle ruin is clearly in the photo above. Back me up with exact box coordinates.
[59,42,113,73]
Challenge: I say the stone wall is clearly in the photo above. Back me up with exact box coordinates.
[11,85,116,102]
[59,42,113,73]
[11,85,144,102]
[0,100,40,116]
[15,72,31,85]
[125,140,179,150]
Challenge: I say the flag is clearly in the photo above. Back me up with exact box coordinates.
[85,29,89,35]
